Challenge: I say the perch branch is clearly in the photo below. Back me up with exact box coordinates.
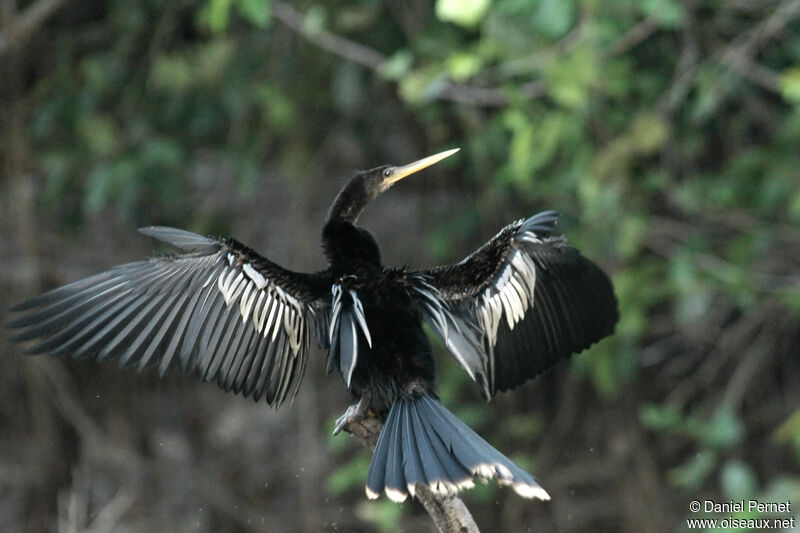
[343,416,480,533]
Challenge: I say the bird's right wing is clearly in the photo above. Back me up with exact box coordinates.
[404,211,618,399]
[7,227,332,407]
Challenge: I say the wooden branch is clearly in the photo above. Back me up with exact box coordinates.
[414,486,480,533]
[607,17,658,57]
[271,1,385,70]
[715,0,800,94]
[343,416,480,533]
[659,0,800,113]
[438,81,546,107]
[0,0,67,57]
[271,1,537,108]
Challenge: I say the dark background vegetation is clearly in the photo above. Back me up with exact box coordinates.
[1,0,799,531]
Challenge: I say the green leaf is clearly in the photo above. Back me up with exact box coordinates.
[85,166,114,213]
[779,67,800,104]
[760,478,800,511]
[356,499,405,532]
[200,0,233,33]
[77,114,118,157]
[236,0,272,28]
[545,46,599,109]
[397,68,446,104]
[534,0,575,38]
[695,406,744,449]
[789,189,800,222]
[629,112,668,154]
[254,83,295,130]
[618,214,649,259]
[446,52,483,82]
[195,40,236,84]
[141,138,183,171]
[778,285,800,315]
[436,0,492,28]
[641,0,683,28]
[669,449,717,490]
[150,53,193,92]
[775,409,800,460]
[377,50,413,81]
[721,460,758,500]
[670,250,713,326]
[302,5,327,34]
[640,403,684,431]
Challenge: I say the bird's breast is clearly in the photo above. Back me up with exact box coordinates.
[329,271,436,408]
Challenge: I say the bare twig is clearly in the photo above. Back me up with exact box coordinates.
[271,3,671,107]
[657,7,699,115]
[85,490,135,533]
[720,54,781,92]
[490,26,586,80]
[34,359,274,533]
[438,81,546,107]
[271,1,385,70]
[723,308,785,409]
[716,0,800,93]
[720,0,800,63]
[607,17,659,57]
[665,304,771,408]
[270,1,531,107]
[342,415,480,533]
[0,0,67,56]
[660,0,800,113]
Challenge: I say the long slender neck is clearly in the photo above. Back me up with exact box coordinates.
[323,177,381,269]
[326,176,371,225]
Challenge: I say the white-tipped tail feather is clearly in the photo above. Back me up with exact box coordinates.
[365,396,549,502]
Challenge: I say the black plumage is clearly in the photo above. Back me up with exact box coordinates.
[6,148,619,502]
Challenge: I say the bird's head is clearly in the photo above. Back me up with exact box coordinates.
[329,148,460,224]
[369,147,461,197]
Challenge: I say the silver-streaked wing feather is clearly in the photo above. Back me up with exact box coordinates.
[407,211,618,398]
[325,282,372,388]
[7,226,332,407]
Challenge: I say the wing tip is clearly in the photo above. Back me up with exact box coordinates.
[7,301,31,314]
[521,210,562,236]
[138,226,220,253]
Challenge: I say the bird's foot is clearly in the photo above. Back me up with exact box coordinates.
[333,396,370,435]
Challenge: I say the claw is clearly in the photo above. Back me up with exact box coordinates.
[332,395,370,435]
[333,404,357,435]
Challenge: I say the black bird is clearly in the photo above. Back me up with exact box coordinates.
[7,148,618,502]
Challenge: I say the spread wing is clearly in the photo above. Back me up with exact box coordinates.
[406,211,618,399]
[7,227,332,407]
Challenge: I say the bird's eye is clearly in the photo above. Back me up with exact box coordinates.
[383,168,393,178]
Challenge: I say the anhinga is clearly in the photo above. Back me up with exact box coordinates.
[7,148,618,502]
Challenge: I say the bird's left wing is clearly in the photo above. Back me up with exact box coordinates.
[404,211,618,399]
[7,227,332,407]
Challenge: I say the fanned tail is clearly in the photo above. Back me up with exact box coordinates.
[365,395,549,502]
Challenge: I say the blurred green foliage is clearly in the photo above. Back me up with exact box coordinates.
[10,0,800,530]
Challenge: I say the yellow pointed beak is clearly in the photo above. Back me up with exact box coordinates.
[385,148,460,185]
